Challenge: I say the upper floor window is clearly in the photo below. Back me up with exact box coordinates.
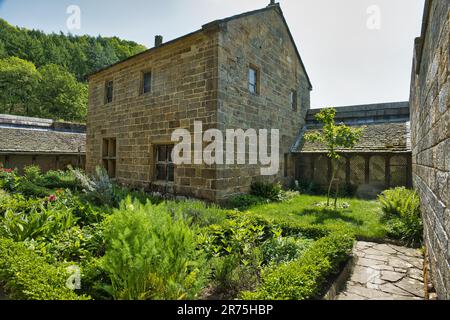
[142,71,152,94]
[290,90,298,112]
[105,80,114,104]
[248,66,259,94]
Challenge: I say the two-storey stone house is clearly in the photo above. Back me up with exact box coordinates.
[87,2,312,202]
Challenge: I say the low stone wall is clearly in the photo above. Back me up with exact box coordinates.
[0,154,85,173]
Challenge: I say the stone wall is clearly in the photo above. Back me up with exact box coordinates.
[410,0,449,299]
[87,5,311,202]
[216,6,311,200]
[87,30,220,200]
[0,154,85,173]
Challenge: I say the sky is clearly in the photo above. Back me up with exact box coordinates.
[0,0,426,108]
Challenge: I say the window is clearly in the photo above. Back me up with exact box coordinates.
[142,71,152,94]
[290,90,298,111]
[105,80,114,104]
[156,145,174,182]
[248,66,259,94]
[102,138,117,178]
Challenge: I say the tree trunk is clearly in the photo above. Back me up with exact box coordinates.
[327,159,337,207]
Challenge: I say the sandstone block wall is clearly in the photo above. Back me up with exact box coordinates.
[87,31,220,200]
[410,0,449,299]
[216,7,311,200]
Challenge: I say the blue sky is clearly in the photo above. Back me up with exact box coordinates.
[0,0,425,108]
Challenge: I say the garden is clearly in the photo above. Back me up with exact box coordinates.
[0,165,423,300]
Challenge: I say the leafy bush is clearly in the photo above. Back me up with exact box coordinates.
[241,230,355,300]
[0,238,89,300]
[199,214,268,258]
[71,166,115,207]
[101,197,207,300]
[0,168,18,192]
[209,249,262,297]
[226,194,267,210]
[165,200,228,228]
[40,170,79,190]
[261,236,314,265]
[0,204,78,242]
[16,179,53,198]
[379,188,423,247]
[250,181,284,202]
[28,224,105,263]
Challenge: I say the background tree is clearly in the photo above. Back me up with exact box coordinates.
[305,108,364,209]
[36,64,88,122]
[0,57,39,116]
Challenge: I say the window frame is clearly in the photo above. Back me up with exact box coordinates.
[102,138,117,179]
[290,90,298,112]
[104,80,114,104]
[141,70,152,95]
[155,144,175,183]
[248,65,260,95]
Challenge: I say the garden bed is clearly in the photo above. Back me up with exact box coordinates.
[0,166,422,300]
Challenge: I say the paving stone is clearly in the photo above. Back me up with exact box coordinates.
[408,268,424,282]
[381,271,405,282]
[337,292,366,300]
[388,257,414,269]
[355,241,375,250]
[389,245,423,258]
[372,244,399,254]
[363,247,391,256]
[336,241,425,300]
[395,278,425,298]
[346,285,397,299]
[378,283,414,297]
[356,257,386,268]
[365,254,390,262]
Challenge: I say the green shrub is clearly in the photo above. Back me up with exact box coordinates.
[16,180,53,198]
[378,188,423,247]
[241,230,355,300]
[209,249,262,298]
[0,238,90,300]
[226,194,267,210]
[261,236,314,265]
[0,204,78,242]
[199,214,268,258]
[165,200,228,227]
[250,181,284,202]
[0,168,18,192]
[40,170,79,190]
[29,224,105,263]
[101,197,207,300]
[23,165,42,184]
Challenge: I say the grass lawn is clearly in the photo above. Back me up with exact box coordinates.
[246,195,387,241]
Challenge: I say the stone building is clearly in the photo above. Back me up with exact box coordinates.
[410,0,449,299]
[87,3,312,202]
[0,114,86,173]
[292,102,412,198]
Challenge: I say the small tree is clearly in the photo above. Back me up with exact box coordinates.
[305,108,364,209]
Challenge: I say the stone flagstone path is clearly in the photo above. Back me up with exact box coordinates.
[337,241,425,300]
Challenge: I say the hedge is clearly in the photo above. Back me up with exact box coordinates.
[241,230,355,300]
[0,238,90,300]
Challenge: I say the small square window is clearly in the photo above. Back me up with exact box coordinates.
[248,66,259,94]
[142,71,152,94]
[105,80,114,104]
[290,90,298,111]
